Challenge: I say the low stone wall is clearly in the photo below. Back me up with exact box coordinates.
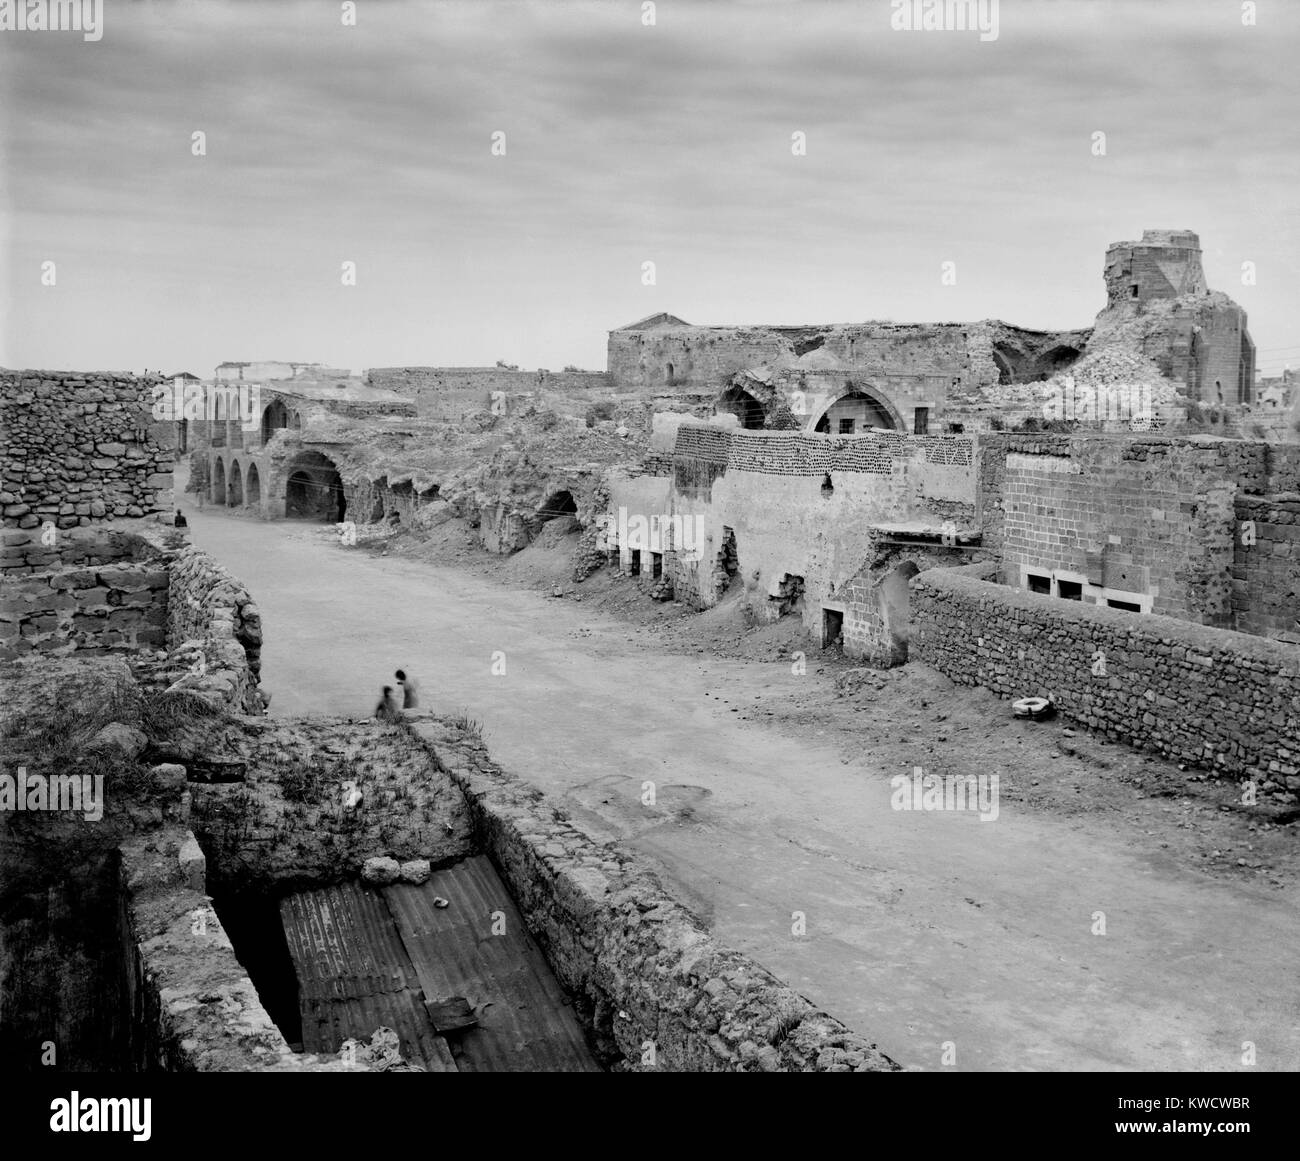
[409,716,899,1072]
[0,560,170,661]
[911,563,1300,788]
[165,547,263,712]
[120,823,358,1072]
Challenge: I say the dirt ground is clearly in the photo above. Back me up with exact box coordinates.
[178,484,1300,1072]
[397,513,1300,892]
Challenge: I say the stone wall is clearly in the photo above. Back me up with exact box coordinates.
[367,367,610,420]
[165,547,263,713]
[911,563,1300,787]
[1233,495,1300,642]
[0,370,174,534]
[0,559,169,661]
[409,716,899,1072]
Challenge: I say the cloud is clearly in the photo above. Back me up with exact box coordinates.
[0,0,1294,372]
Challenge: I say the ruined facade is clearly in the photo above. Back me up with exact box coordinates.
[607,230,1257,441]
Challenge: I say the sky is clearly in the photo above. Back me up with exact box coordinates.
[1,0,1297,378]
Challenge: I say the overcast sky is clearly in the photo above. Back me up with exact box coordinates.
[1,0,1296,377]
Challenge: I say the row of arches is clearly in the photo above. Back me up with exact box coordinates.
[207,451,345,521]
[210,457,262,509]
[206,395,305,439]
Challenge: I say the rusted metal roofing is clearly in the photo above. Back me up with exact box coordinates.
[279,858,602,1073]
[279,882,456,1072]
[384,855,602,1073]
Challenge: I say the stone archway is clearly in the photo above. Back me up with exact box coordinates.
[537,489,577,523]
[812,385,904,434]
[716,384,765,429]
[228,461,244,507]
[261,399,290,444]
[210,457,226,504]
[246,462,261,510]
[284,451,345,522]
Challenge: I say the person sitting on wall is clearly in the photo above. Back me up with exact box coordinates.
[374,686,403,722]
[395,669,420,709]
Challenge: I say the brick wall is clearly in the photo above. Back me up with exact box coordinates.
[1,370,174,537]
[911,563,1300,786]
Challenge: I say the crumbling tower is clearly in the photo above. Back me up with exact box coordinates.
[1104,229,1207,305]
[1096,229,1255,405]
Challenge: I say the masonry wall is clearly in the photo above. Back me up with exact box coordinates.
[0,371,174,535]
[608,322,973,393]
[911,563,1300,786]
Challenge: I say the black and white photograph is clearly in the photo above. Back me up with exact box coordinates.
[0,0,1295,1138]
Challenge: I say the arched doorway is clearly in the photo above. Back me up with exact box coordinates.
[228,461,244,507]
[210,457,226,504]
[261,399,290,444]
[813,387,901,434]
[284,451,345,521]
[716,385,765,429]
[537,490,577,523]
[246,463,261,509]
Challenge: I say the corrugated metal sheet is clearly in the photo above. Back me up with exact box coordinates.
[384,855,602,1073]
[279,882,456,1072]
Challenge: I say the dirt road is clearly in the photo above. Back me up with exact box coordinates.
[182,494,1300,1072]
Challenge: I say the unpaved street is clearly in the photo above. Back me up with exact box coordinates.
[182,492,1300,1072]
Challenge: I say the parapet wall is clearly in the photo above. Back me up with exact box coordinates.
[0,370,174,533]
[911,563,1300,787]
[412,717,899,1072]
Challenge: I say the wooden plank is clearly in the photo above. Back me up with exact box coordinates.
[385,855,602,1073]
